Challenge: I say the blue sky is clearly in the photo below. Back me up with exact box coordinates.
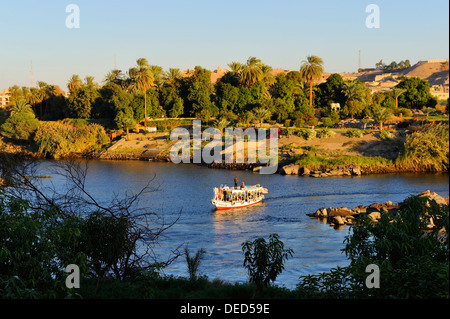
[0,0,448,91]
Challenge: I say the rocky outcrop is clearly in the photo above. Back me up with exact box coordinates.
[280,164,362,177]
[307,190,449,228]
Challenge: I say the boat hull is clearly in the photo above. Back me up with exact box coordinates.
[213,199,263,210]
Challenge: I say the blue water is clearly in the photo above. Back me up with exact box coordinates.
[35,160,449,289]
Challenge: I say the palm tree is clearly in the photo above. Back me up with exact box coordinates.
[342,81,366,119]
[299,55,324,106]
[67,74,82,93]
[104,69,123,86]
[214,118,230,135]
[241,57,263,87]
[128,58,154,128]
[373,107,392,131]
[163,68,181,87]
[391,87,406,108]
[242,110,255,128]
[228,62,243,73]
[252,107,271,128]
[28,87,43,116]
[10,99,34,115]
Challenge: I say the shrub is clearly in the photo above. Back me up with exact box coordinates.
[34,121,108,159]
[0,194,85,298]
[1,112,40,141]
[397,123,449,171]
[378,130,392,140]
[298,129,316,140]
[345,128,363,138]
[316,128,335,138]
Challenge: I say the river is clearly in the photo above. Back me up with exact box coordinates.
[36,160,449,289]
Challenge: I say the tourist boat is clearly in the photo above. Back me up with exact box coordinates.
[212,184,268,210]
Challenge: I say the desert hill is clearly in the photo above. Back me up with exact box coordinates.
[204,59,449,99]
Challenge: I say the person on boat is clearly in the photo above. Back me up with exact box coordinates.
[241,181,245,189]
[234,177,238,187]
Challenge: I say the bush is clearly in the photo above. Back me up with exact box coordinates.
[378,130,392,140]
[345,128,364,138]
[0,194,85,298]
[397,123,449,171]
[316,128,335,138]
[1,112,40,141]
[298,129,316,140]
[34,121,108,159]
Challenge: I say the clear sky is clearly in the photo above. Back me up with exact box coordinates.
[0,0,448,91]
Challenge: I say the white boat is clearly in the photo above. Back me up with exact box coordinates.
[212,184,268,210]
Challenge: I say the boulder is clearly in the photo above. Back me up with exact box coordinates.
[333,216,345,225]
[300,167,310,176]
[351,166,362,176]
[418,190,449,206]
[328,207,354,217]
[367,203,387,213]
[368,211,381,221]
[281,164,301,175]
[352,205,367,214]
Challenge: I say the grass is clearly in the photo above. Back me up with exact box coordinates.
[294,153,392,170]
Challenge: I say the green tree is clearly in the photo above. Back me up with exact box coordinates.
[128,58,154,127]
[241,57,263,88]
[396,77,434,109]
[299,55,324,106]
[342,81,366,119]
[241,234,293,293]
[67,74,83,94]
[186,66,214,117]
[67,77,100,119]
[1,112,40,141]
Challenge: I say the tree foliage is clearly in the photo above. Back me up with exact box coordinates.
[241,233,293,293]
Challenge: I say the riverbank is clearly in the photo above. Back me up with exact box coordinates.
[1,122,448,177]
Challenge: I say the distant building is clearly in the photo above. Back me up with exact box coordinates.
[0,89,10,108]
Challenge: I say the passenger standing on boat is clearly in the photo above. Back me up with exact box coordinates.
[234,177,238,187]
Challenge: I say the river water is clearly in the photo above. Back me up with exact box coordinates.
[36,160,449,289]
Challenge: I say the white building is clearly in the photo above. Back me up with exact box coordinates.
[0,89,10,108]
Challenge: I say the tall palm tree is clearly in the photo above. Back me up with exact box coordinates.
[228,62,243,73]
[67,74,82,93]
[241,57,263,87]
[299,55,324,106]
[163,68,181,87]
[391,87,406,108]
[128,58,154,128]
[104,69,123,86]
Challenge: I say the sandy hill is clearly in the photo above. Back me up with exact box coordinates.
[184,59,449,90]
